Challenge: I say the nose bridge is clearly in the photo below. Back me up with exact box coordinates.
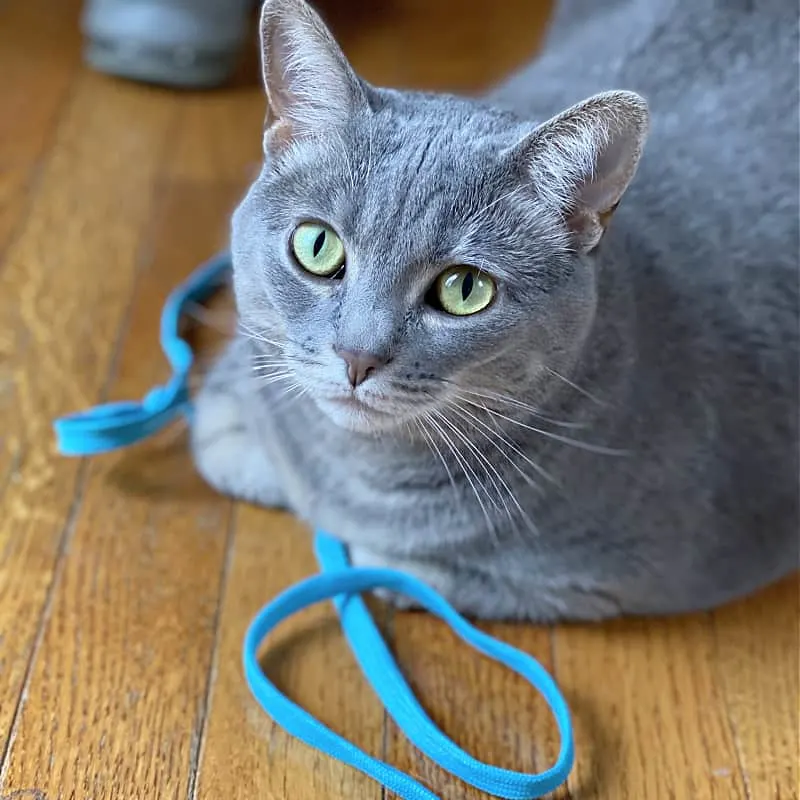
[334,280,399,358]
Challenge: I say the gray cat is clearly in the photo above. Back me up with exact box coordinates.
[191,0,799,620]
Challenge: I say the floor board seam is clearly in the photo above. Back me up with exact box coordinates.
[0,445,21,510]
[186,500,238,800]
[0,460,89,786]
[549,626,573,800]
[380,604,396,800]
[709,612,753,800]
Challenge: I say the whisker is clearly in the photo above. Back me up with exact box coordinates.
[272,381,309,409]
[414,418,458,498]
[181,301,238,336]
[237,321,286,351]
[423,410,496,540]
[470,402,627,456]
[254,372,296,386]
[449,398,555,490]
[251,361,290,371]
[543,365,605,406]
[457,387,585,429]
[431,411,500,505]
[432,409,535,540]
[429,411,513,547]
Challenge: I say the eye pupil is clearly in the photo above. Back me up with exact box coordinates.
[312,230,326,257]
[461,271,474,301]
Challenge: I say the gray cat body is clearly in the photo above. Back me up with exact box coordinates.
[192,0,799,620]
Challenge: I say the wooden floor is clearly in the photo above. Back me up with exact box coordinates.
[1,2,798,798]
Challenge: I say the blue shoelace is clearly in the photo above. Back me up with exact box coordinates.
[52,250,575,799]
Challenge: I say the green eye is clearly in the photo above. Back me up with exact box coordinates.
[434,266,496,316]
[291,222,346,276]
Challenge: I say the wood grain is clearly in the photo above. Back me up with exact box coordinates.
[712,576,800,800]
[1,2,798,800]
[162,92,263,184]
[317,0,553,91]
[193,505,385,800]
[0,0,83,253]
[385,616,567,799]
[0,182,238,797]
[553,616,750,799]
[0,73,175,763]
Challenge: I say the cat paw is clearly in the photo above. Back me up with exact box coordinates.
[191,377,288,509]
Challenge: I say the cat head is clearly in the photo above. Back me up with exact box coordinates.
[232,0,649,434]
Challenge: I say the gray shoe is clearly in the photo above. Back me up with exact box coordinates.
[81,0,255,89]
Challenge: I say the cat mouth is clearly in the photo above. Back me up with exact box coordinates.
[315,392,401,431]
[322,393,390,414]
[324,393,367,409]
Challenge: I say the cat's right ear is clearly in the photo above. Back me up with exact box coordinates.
[259,0,368,156]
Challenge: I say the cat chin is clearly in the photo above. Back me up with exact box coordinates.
[313,396,408,435]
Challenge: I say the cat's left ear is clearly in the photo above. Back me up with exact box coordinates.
[512,91,650,253]
[259,0,368,155]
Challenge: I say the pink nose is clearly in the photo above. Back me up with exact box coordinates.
[334,348,388,388]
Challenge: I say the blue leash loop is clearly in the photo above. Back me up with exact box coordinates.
[53,252,231,456]
[52,251,575,799]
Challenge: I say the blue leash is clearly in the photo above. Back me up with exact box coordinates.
[52,251,574,799]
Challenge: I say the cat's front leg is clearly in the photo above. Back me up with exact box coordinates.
[191,340,289,509]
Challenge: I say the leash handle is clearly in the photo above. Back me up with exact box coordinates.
[51,251,575,800]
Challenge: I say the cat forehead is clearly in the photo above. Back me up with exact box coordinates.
[266,88,526,198]
[321,109,523,218]
[364,91,522,159]
[327,134,518,261]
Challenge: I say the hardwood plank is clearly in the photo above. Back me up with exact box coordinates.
[159,11,262,184]
[0,181,239,798]
[385,617,566,799]
[553,615,750,799]
[713,576,800,800]
[0,0,83,163]
[0,74,175,763]
[193,505,385,800]
[0,0,84,255]
[317,0,554,92]
[161,92,263,184]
